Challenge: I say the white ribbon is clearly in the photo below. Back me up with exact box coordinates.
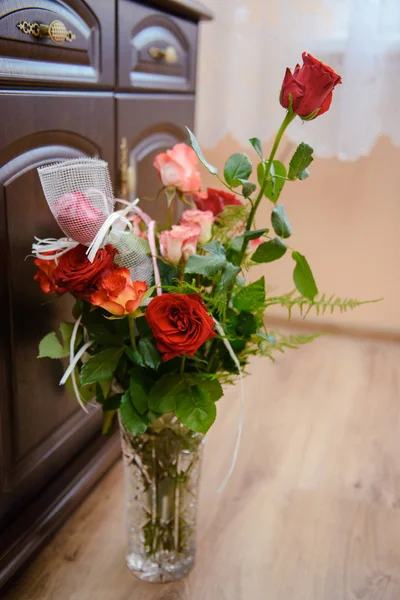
[213,318,244,493]
[59,316,92,413]
[32,236,79,260]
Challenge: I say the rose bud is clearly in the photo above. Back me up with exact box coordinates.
[55,191,106,245]
[159,225,200,265]
[145,293,216,361]
[280,52,342,120]
[193,188,242,217]
[180,209,214,245]
[91,268,147,316]
[153,143,201,194]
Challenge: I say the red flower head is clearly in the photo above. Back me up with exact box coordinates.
[91,268,147,316]
[280,52,342,119]
[53,244,117,300]
[33,253,66,295]
[193,188,242,217]
[145,293,216,361]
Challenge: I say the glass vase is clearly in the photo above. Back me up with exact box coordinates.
[119,412,204,583]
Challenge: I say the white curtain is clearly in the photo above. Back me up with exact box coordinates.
[196,0,400,160]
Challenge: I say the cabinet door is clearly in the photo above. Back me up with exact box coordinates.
[116,93,195,224]
[0,91,119,587]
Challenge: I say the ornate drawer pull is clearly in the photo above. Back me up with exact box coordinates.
[16,20,76,44]
[148,46,178,65]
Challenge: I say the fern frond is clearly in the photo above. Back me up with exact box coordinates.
[258,331,321,362]
[265,291,382,319]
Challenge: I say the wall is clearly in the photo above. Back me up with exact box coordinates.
[198,135,400,337]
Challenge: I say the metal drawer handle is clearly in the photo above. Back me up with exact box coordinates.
[16,20,76,44]
[148,45,178,65]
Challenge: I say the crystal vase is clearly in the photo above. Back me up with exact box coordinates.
[119,413,204,583]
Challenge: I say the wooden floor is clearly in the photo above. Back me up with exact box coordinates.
[5,334,400,600]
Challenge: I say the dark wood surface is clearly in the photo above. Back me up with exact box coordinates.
[118,1,198,93]
[147,0,213,21]
[0,0,115,88]
[116,93,195,223]
[0,0,202,591]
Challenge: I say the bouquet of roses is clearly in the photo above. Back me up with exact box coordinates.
[31,53,373,581]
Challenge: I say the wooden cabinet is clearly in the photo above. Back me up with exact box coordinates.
[0,0,212,591]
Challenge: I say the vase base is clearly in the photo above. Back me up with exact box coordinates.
[126,551,195,583]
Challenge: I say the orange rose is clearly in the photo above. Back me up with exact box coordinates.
[34,253,66,294]
[91,267,147,316]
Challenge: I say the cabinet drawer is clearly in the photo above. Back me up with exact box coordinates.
[118,1,197,92]
[0,0,115,87]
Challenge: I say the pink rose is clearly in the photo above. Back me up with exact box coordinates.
[132,215,148,240]
[55,192,105,245]
[153,143,201,194]
[193,188,242,216]
[180,209,214,245]
[159,225,200,265]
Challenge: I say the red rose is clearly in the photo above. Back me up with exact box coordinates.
[53,244,116,299]
[193,188,242,216]
[145,293,216,361]
[280,52,342,119]
[33,253,67,295]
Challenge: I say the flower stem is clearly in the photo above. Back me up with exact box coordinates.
[238,110,296,266]
[180,355,186,375]
[128,314,136,350]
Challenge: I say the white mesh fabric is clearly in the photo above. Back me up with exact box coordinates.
[37,158,115,246]
[110,231,154,288]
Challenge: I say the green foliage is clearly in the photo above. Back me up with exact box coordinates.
[138,338,161,370]
[130,369,152,415]
[292,252,318,301]
[249,137,263,159]
[185,241,226,277]
[80,347,124,386]
[238,179,257,198]
[224,153,252,187]
[251,238,287,263]
[265,291,382,319]
[214,204,249,245]
[119,389,148,436]
[38,331,69,359]
[233,276,265,313]
[288,142,314,180]
[185,127,218,174]
[218,263,241,291]
[157,259,178,289]
[264,160,287,203]
[257,331,321,362]
[148,374,184,413]
[244,228,269,241]
[271,205,292,239]
[175,381,217,434]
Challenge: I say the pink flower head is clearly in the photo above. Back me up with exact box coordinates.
[55,191,105,245]
[132,215,148,240]
[249,237,264,252]
[153,143,201,194]
[159,224,200,265]
[193,188,242,216]
[91,267,147,316]
[180,209,214,245]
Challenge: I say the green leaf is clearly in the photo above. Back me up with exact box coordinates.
[237,179,256,198]
[233,276,265,313]
[125,346,145,367]
[252,238,287,263]
[198,378,224,403]
[218,262,241,290]
[249,137,263,159]
[102,411,117,435]
[96,382,105,405]
[224,153,252,187]
[201,240,226,258]
[103,394,122,411]
[288,142,314,180]
[175,383,216,434]
[244,228,269,241]
[119,389,148,436]
[80,347,124,386]
[271,205,292,239]
[185,254,225,276]
[38,332,69,359]
[292,251,318,301]
[138,338,161,370]
[130,371,152,415]
[148,374,185,413]
[264,160,287,204]
[185,127,218,175]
